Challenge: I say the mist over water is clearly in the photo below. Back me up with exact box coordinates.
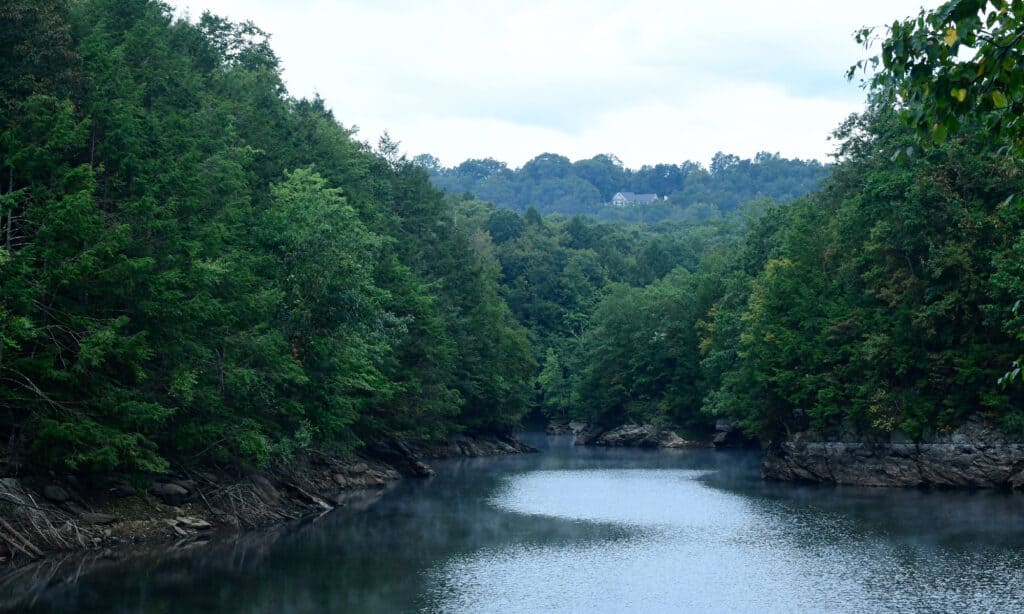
[11,434,1024,613]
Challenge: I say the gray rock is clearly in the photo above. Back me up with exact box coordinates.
[594,424,656,447]
[396,434,535,460]
[43,484,71,502]
[949,417,1007,445]
[197,472,219,484]
[81,512,118,525]
[889,429,914,444]
[763,441,1024,489]
[175,516,212,530]
[110,481,136,497]
[368,442,433,476]
[545,422,573,435]
[590,424,701,448]
[249,474,281,505]
[573,423,605,446]
[790,430,824,443]
[568,422,589,436]
[150,482,189,504]
[659,431,703,448]
[712,419,747,448]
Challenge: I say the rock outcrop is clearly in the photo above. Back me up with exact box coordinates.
[763,418,1024,488]
[545,422,573,435]
[367,441,434,477]
[570,423,709,448]
[571,422,606,446]
[591,424,699,448]
[0,433,534,562]
[712,419,747,448]
[404,434,536,459]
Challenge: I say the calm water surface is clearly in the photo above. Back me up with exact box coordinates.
[10,434,1024,613]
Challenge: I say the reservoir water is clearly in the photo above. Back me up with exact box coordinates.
[10,434,1024,612]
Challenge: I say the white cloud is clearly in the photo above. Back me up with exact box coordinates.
[170,0,933,168]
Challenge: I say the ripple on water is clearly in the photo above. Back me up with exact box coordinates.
[423,469,1024,613]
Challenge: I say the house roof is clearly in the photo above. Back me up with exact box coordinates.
[613,191,659,203]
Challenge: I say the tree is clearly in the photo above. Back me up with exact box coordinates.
[573,154,626,201]
[537,348,570,419]
[852,0,1024,154]
[852,0,1024,385]
[487,208,525,244]
[0,0,547,475]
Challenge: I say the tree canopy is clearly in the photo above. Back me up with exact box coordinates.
[420,151,829,223]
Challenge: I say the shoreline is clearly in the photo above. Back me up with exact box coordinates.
[762,440,1024,489]
[560,419,1024,490]
[0,434,534,567]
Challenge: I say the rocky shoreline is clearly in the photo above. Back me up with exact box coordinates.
[0,434,534,564]
[546,421,697,447]
[762,418,1024,489]
[548,419,745,449]
[762,441,1024,488]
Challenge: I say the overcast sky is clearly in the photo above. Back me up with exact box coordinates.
[170,0,933,169]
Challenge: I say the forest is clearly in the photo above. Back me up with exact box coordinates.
[417,150,829,223]
[1,0,1022,480]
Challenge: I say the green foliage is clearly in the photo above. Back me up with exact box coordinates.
[702,108,1024,440]
[853,0,1024,390]
[0,0,539,475]
[427,151,829,221]
[573,270,710,432]
[853,0,1024,156]
[7,0,1021,479]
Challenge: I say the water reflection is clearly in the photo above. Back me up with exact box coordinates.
[7,434,1024,613]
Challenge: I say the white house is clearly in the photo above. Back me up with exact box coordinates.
[610,191,660,206]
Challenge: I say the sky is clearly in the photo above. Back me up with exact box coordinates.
[169,0,934,170]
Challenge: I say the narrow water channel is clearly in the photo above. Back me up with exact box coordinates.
[10,434,1024,613]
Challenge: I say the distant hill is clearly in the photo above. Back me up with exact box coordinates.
[413,151,830,223]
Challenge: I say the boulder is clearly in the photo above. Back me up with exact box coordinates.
[712,419,747,448]
[150,482,189,504]
[109,481,136,497]
[249,474,281,505]
[545,422,573,435]
[594,424,662,447]
[573,423,605,446]
[81,512,118,525]
[171,479,196,491]
[175,516,212,530]
[394,434,536,460]
[43,484,71,503]
[368,441,433,477]
[762,441,1024,489]
[658,431,701,448]
[591,424,702,448]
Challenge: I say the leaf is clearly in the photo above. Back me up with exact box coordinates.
[951,88,968,102]
[943,27,958,46]
[992,90,1008,108]
[933,123,949,143]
